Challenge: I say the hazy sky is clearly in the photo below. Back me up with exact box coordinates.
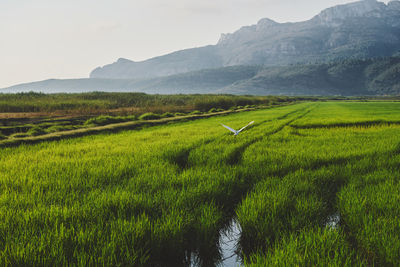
[0,0,390,88]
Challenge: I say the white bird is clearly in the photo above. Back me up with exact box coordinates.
[221,121,254,135]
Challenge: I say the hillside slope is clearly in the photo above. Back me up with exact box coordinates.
[220,57,400,95]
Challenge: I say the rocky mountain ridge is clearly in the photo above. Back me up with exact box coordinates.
[90,0,400,80]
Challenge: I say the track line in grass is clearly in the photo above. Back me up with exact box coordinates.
[191,104,319,263]
[236,154,358,260]
[226,105,314,166]
[169,104,318,264]
[160,104,312,173]
[162,137,215,172]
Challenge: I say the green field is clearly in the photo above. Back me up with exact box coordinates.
[1,102,400,266]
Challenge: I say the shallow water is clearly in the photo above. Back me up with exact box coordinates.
[189,219,242,267]
[219,220,242,266]
[326,213,340,229]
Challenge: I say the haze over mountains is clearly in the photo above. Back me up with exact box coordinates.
[3,0,400,95]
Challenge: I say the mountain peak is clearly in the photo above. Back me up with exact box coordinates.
[117,58,134,63]
[314,0,388,26]
[256,18,278,28]
[218,17,278,45]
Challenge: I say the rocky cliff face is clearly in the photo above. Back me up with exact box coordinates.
[313,0,387,26]
[90,0,400,79]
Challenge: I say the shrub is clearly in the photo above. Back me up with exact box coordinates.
[27,126,46,136]
[208,108,217,113]
[190,110,202,115]
[139,113,161,120]
[161,112,175,118]
[174,112,186,117]
[84,115,135,126]
[45,125,75,133]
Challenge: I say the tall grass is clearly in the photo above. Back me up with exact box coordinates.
[0,92,293,113]
[0,102,400,265]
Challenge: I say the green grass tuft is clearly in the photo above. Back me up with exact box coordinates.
[139,113,161,120]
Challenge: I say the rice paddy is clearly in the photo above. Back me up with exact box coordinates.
[1,101,399,266]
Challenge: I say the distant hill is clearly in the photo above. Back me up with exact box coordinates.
[1,66,260,94]
[3,57,400,95]
[90,0,400,80]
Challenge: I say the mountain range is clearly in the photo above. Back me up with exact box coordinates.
[2,0,400,95]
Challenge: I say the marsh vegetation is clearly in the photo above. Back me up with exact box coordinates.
[0,92,297,143]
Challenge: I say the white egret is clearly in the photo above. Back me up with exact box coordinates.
[221,121,254,135]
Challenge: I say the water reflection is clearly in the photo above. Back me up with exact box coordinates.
[220,220,242,266]
[187,213,341,266]
[189,219,242,267]
[326,212,340,229]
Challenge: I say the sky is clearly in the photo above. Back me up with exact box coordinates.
[0,0,390,88]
